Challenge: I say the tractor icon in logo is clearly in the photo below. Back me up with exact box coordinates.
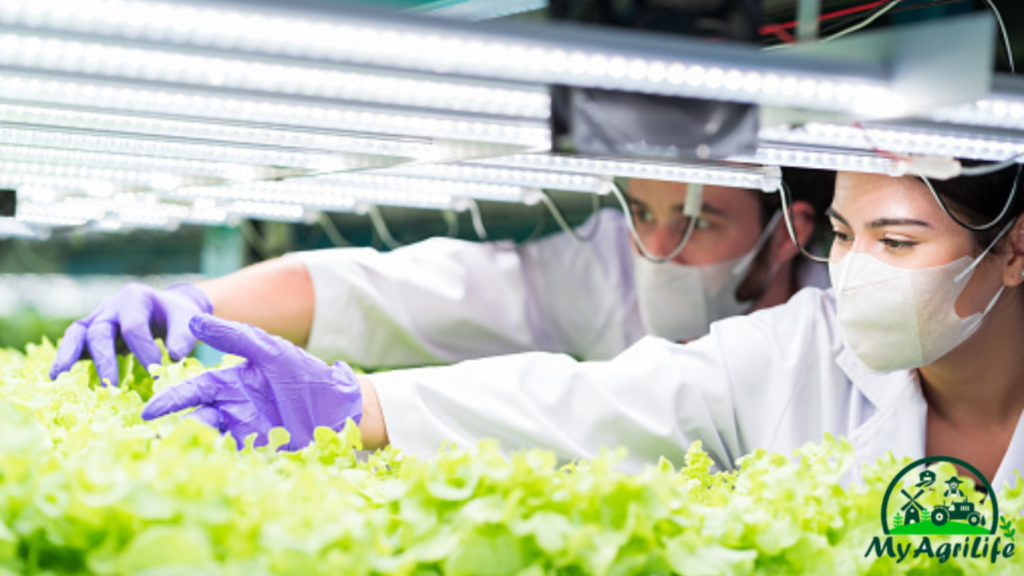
[900,476,985,531]
[882,457,998,537]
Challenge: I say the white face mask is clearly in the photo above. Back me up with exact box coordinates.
[829,223,1011,372]
[633,211,782,341]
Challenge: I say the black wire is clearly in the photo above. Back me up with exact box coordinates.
[888,0,973,14]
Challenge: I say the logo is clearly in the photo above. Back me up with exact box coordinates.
[865,456,1016,564]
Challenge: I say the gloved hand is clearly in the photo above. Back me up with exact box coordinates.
[49,283,213,386]
[141,314,362,451]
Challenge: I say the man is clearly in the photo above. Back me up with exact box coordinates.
[50,169,831,386]
[944,477,966,501]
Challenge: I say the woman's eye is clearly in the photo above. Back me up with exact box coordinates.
[832,230,852,243]
[693,217,712,231]
[880,238,917,251]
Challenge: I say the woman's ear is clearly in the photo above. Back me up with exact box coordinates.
[770,200,815,264]
[1002,215,1024,287]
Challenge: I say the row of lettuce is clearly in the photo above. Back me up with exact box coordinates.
[0,340,1020,575]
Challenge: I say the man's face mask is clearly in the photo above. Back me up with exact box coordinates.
[829,221,1012,372]
[633,211,782,341]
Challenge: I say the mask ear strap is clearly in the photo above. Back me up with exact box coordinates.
[732,210,784,275]
[953,218,1016,283]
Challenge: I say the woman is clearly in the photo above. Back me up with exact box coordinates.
[139,165,1024,494]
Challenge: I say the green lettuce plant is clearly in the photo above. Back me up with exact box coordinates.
[0,340,1021,575]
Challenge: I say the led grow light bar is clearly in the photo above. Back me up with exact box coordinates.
[0,144,288,181]
[930,75,1024,133]
[730,144,902,176]
[381,163,605,193]
[477,154,780,191]
[0,159,218,190]
[173,175,528,210]
[0,217,44,239]
[760,122,1024,164]
[0,100,439,158]
[0,74,550,147]
[0,125,407,172]
[0,31,550,120]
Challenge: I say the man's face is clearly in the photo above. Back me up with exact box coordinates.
[627,179,765,265]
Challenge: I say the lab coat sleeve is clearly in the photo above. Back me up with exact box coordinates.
[368,288,839,473]
[369,334,740,474]
[288,209,635,368]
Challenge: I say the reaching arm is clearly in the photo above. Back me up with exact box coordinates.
[357,374,389,450]
[196,256,315,346]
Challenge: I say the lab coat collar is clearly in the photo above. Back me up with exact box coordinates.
[837,346,927,480]
[838,346,1024,494]
[836,346,916,411]
[992,411,1024,494]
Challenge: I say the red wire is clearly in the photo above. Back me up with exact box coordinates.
[854,122,910,162]
[770,26,797,44]
[760,0,893,36]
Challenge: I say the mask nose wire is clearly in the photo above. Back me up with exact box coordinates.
[953,218,1016,283]
[731,210,783,275]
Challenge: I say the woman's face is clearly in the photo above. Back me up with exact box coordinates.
[829,171,1004,316]
[627,179,764,265]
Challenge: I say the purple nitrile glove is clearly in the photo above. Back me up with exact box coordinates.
[50,283,213,387]
[141,314,362,451]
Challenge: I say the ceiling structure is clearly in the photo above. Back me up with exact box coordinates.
[0,0,1020,240]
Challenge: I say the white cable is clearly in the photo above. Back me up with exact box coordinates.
[316,212,355,247]
[960,153,1024,176]
[239,219,273,259]
[441,209,459,238]
[604,180,698,264]
[464,199,490,241]
[982,0,1015,74]
[918,165,1022,232]
[823,0,902,43]
[364,204,403,250]
[778,179,829,264]
[528,189,602,243]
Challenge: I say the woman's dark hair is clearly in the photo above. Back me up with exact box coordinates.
[760,168,835,247]
[926,163,1024,251]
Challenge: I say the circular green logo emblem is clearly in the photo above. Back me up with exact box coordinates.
[880,456,999,536]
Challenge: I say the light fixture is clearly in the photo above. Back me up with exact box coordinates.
[0,75,551,147]
[0,32,550,120]
[729,145,902,176]
[0,144,287,181]
[313,173,528,203]
[381,163,606,193]
[0,217,44,239]
[227,200,308,222]
[0,124,406,172]
[930,75,1024,133]
[477,154,781,191]
[0,0,987,118]
[0,159,217,190]
[173,175,527,211]
[760,122,1024,163]
[414,0,545,21]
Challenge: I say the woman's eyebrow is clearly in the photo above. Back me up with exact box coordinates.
[866,218,931,229]
[826,207,931,230]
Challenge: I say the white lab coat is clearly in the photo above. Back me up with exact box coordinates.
[291,209,829,367]
[369,287,1024,493]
